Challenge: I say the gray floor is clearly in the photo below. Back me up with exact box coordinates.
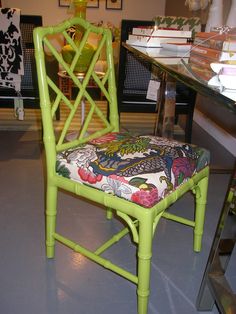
[0,124,235,314]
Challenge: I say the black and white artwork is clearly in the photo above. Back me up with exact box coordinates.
[0,8,23,91]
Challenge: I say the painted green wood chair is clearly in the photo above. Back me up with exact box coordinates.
[33,17,210,314]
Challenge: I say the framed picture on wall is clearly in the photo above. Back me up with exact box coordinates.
[87,0,99,8]
[106,0,122,10]
[58,0,70,7]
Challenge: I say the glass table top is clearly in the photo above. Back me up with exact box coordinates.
[123,43,236,114]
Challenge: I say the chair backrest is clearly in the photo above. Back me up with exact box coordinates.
[117,19,157,113]
[20,15,42,95]
[33,17,119,156]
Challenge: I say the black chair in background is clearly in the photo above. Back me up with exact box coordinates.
[0,15,42,109]
[117,19,196,143]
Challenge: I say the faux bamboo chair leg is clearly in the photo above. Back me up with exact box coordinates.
[194,174,209,252]
[106,207,113,220]
[46,186,58,258]
[137,216,153,314]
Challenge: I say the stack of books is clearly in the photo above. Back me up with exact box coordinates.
[132,46,190,64]
[126,27,192,48]
[190,31,236,80]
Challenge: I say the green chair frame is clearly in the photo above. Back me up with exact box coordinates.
[33,17,209,314]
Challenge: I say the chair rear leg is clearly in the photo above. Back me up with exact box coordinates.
[106,207,113,220]
[46,185,58,258]
[194,173,209,252]
[137,217,153,314]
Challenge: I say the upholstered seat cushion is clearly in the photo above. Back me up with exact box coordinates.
[56,133,210,208]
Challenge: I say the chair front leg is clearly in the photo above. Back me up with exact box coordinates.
[46,185,58,258]
[137,215,153,314]
[194,172,209,252]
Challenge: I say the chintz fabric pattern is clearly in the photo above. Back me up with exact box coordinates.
[57,133,210,208]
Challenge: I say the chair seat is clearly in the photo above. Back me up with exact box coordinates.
[57,133,210,208]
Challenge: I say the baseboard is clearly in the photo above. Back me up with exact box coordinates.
[193,109,236,157]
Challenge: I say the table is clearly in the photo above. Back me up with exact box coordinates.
[124,42,236,313]
[123,43,236,139]
[123,43,236,111]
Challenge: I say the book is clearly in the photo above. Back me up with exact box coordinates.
[195,32,236,41]
[190,64,214,81]
[222,41,236,52]
[161,43,192,52]
[191,46,220,59]
[194,37,225,51]
[191,45,236,62]
[130,46,190,59]
[126,35,187,48]
[189,53,215,71]
[125,46,189,64]
[132,27,192,38]
[194,37,236,52]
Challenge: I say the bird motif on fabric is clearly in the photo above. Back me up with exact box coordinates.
[91,151,172,182]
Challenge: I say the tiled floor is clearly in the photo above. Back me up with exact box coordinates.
[0,125,235,314]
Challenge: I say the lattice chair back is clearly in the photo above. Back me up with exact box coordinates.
[34,17,119,155]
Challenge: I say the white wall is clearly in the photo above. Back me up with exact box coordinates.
[2,0,166,26]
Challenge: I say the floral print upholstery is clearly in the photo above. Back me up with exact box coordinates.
[56,133,210,208]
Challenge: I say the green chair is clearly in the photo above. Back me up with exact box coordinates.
[33,17,210,314]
